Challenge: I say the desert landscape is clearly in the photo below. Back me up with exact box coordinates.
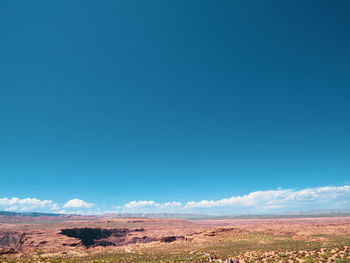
[2,1,350,262]
[1,214,349,262]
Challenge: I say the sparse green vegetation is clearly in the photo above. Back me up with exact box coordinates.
[1,216,350,262]
[1,233,350,262]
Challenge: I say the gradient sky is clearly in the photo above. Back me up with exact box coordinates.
[1,1,350,214]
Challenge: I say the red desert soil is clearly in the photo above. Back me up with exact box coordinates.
[1,216,350,261]
[196,217,350,240]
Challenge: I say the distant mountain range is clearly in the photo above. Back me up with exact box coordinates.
[104,210,350,220]
[1,209,350,220]
[0,211,64,217]
[102,213,214,220]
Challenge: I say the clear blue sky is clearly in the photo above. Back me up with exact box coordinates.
[1,1,349,214]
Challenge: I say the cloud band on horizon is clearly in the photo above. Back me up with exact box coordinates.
[1,185,349,215]
[115,185,350,215]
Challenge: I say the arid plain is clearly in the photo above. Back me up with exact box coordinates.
[1,214,350,262]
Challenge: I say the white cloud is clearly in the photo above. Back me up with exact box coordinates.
[184,185,350,211]
[117,200,182,213]
[114,185,350,214]
[6,206,18,211]
[2,185,349,215]
[125,200,156,208]
[124,200,182,209]
[63,199,94,208]
[0,197,58,211]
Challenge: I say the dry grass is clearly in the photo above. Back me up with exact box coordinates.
[1,217,350,262]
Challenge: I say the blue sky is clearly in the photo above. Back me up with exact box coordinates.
[1,1,350,215]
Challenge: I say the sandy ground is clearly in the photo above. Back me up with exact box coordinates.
[1,216,350,262]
